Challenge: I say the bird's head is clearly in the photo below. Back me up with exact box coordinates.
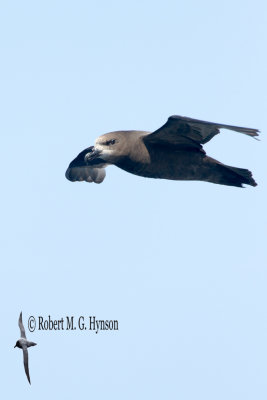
[84,132,122,165]
[65,130,149,183]
[14,340,20,348]
[84,131,135,165]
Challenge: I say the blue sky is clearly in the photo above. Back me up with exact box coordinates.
[1,1,267,399]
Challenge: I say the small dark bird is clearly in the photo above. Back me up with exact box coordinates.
[14,312,37,384]
[66,115,259,187]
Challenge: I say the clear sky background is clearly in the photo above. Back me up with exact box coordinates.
[1,1,266,399]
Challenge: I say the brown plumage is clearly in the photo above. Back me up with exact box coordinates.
[66,115,259,187]
[14,312,37,384]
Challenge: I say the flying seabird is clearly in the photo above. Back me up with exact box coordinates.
[14,312,37,384]
[66,115,259,187]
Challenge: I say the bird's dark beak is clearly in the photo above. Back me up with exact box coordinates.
[14,344,17,348]
[84,146,102,164]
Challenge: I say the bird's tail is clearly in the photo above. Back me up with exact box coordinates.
[213,163,257,187]
[28,341,37,347]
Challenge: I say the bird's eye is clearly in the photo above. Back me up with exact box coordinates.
[105,139,116,145]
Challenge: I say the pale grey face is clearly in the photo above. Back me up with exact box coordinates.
[94,134,119,162]
[84,132,125,165]
[66,130,150,184]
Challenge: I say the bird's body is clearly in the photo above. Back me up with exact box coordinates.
[115,140,254,187]
[116,141,204,180]
[14,338,36,349]
[14,312,37,384]
[66,116,259,187]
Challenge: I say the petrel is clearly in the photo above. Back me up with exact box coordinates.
[14,312,37,384]
[66,115,259,187]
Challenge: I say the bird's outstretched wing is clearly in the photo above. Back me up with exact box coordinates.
[22,346,31,384]
[66,147,106,183]
[65,166,106,183]
[143,115,259,150]
[18,312,26,339]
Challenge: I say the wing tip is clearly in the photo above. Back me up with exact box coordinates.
[65,167,106,183]
[168,115,260,138]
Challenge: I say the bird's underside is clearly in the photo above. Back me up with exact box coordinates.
[66,115,259,187]
[115,148,256,187]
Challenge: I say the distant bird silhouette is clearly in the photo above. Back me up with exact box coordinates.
[14,312,37,384]
[66,115,259,187]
